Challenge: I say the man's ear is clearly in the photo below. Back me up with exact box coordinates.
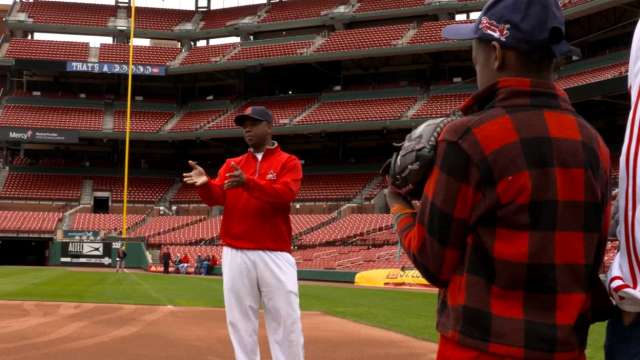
[491,41,504,72]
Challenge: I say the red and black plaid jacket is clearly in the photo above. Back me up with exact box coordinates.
[394,78,611,359]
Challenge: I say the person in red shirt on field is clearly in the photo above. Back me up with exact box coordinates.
[183,106,304,360]
[179,253,189,274]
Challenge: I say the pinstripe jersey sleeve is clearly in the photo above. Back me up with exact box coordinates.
[607,20,640,312]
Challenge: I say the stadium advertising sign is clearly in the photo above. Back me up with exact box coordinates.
[62,230,102,241]
[61,241,113,266]
[0,128,79,143]
[354,269,431,289]
[66,61,166,76]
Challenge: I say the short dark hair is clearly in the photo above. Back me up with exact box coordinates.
[516,47,555,71]
[478,39,555,73]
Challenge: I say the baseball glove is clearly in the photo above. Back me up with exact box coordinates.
[381,111,462,200]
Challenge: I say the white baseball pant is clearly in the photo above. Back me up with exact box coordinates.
[222,246,304,360]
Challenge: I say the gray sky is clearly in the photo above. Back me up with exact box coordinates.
[0,0,267,9]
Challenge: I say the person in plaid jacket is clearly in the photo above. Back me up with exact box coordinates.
[386,1,612,359]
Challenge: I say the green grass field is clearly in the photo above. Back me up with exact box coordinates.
[0,267,606,359]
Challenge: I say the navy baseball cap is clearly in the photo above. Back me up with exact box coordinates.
[442,0,579,59]
[234,106,274,126]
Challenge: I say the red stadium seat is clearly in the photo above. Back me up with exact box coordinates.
[130,216,206,238]
[354,0,425,13]
[556,62,629,89]
[181,43,238,66]
[0,104,103,131]
[133,7,194,31]
[0,211,62,233]
[296,173,376,202]
[296,97,416,125]
[227,40,314,62]
[293,243,413,271]
[316,24,409,53]
[363,177,387,201]
[209,97,317,129]
[200,5,263,30]
[172,184,201,203]
[148,217,222,245]
[298,214,392,246]
[113,110,174,133]
[6,38,89,62]
[411,93,471,119]
[259,0,347,23]
[92,176,174,203]
[0,172,83,201]
[71,213,146,232]
[18,1,116,27]
[170,109,227,132]
[99,43,180,65]
[290,214,333,235]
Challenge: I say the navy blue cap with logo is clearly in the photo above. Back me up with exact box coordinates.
[234,106,274,127]
[442,0,579,59]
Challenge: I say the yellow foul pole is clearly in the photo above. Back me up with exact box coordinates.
[121,0,137,244]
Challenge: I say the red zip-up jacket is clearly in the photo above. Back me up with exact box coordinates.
[197,142,302,252]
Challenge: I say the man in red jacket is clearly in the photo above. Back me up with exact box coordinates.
[183,106,304,360]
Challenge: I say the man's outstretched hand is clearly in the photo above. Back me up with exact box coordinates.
[224,162,246,190]
[183,161,209,186]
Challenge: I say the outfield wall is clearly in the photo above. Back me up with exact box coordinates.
[208,267,357,283]
[49,241,149,269]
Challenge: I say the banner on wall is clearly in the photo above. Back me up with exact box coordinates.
[0,128,79,143]
[60,241,112,266]
[354,268,432,289]
[66,62,166,76]
[62,230,102,241]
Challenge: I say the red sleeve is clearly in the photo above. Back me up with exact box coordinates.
[197,161,229,207]
[394,139,481,288]
[244,155,302,204]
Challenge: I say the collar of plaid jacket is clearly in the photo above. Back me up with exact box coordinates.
[458,77,574,115]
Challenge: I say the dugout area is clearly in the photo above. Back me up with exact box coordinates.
[0,237,50,266]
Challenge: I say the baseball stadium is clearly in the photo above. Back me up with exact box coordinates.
[0,0,634,358]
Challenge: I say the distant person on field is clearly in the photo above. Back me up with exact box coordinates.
[195,254,203,276]
[115,247,127,273]
[161,248,171,274]
[179,253,189,274]
[201,255,210,276]
[173,253,182,274]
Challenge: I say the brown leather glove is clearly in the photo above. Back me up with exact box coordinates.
[380,112,461,200]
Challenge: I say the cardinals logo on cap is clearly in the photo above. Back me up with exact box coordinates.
[479,17,511,41]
